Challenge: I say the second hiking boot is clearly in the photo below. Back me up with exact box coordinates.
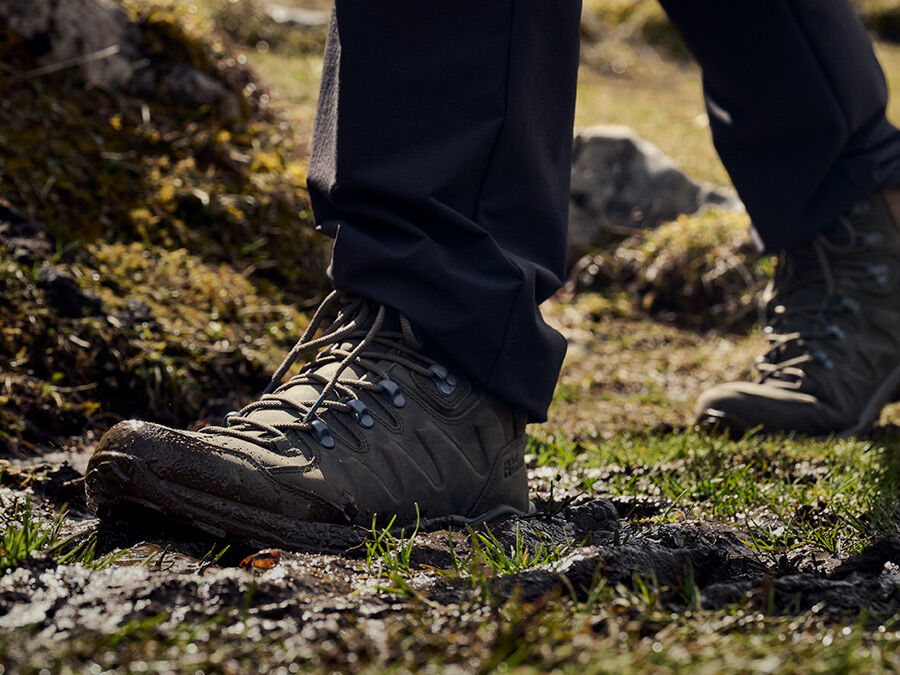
[697,188,900,436]
[85,292,531,552]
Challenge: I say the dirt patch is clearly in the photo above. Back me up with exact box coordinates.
[0,460,87,510]
[0,458,897,653]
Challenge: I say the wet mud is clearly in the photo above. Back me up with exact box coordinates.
[1,456,898,648]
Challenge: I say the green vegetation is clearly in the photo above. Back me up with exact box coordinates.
[2,0,900,672]
[0,497,123,572]
[0,0,330,453]
[0,6,326,287]
[466,523,571,575]
[576,209,770,331]
[0,238,312,452]
[364,508,421,580]
[534,430,900,557]
[1,576,899,672]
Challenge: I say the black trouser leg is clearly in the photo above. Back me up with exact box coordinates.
[308,1,582,422]
[660,0,900,251]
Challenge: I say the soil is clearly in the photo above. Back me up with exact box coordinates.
[2,455,897,646]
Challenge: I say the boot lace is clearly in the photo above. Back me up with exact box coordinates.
[757,216,887,390]
[201,291,456,450]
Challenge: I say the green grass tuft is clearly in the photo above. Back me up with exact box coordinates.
[0,497,125,572]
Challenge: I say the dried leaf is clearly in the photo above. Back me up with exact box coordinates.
[239,549,281,571]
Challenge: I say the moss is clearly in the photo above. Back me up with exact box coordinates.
[0,1,329,299]
[0,239,313,453]
[573,210,770,332]
[0,1,333,454]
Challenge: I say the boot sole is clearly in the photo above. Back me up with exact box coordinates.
[698,360,900,438]
[85,450,531,554]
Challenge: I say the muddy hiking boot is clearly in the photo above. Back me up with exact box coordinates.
[697,188,900,436]
[86,292,530,552]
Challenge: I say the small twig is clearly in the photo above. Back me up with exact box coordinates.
[23,44,121,79]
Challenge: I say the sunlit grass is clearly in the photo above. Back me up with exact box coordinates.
[530,430,900,557]
[0,497,125,572]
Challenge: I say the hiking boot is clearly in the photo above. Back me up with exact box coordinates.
[696,188,900,436]
[85,292,530,552]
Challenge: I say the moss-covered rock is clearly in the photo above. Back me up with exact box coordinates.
[0,1,331,455]
[569,210,772,332]
[0,224,311,454]
[0,0,328,298]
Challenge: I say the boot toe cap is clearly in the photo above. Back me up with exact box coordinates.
[87,420,350,525]
[695,382,831,436]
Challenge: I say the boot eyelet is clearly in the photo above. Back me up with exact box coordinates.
[428,364,457,395]
[867,264,890,288]
[812,350,834,370]
[310,419,335,448]
[347,399,375,428]
[378,379,406,408]
[826,325,845,341]
[859,232,884,247]
[839,297,861,314]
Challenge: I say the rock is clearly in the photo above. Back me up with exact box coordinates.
[37,263,102,318]
[568,125,742,261]
[0,200,53,260]
[264,4,330,28]
[0,0,240,120]
[0,201,100,317]
[0,0,140,88]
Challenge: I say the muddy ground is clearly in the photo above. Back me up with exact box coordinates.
[3,2,900,670]
[1,451,898,671]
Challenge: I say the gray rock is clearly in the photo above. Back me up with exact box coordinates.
[568,125,742,261]
[0,0,139,88]
[0,0,240,120]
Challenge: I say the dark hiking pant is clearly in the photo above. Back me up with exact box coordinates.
[307,1,900,423]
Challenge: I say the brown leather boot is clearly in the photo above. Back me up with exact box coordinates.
[86,292,530,551]
[697,188,900,436]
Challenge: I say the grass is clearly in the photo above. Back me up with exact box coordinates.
[0,496,124,572]
[364,509,571,590]
[467,523,571,575]
[2,584,899,672]
[529,430,900,557]
[2,1,900,672]
[364,507,421,579]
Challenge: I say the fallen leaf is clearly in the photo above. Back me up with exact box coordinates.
[240,549,281,571]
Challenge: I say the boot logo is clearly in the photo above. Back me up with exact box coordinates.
[503,454,524,478]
